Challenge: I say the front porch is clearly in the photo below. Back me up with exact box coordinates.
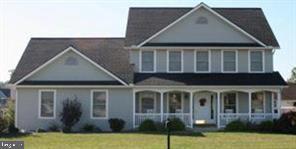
[133,88,282,128]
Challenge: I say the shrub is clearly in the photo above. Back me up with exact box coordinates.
[169,118,185,131]
[258,120,274,132]
[246,121,259,131]
[108,118,125,132]
[48,123,60,132]
[4,100,15,126]
[225,120,247,132]
[81,123,96,132]
[155,121,166,132]
[60,97,82,133]
[0,117,7,133]
[273,111,296,134]
[138,119,157,132]
[8,124,19,134]
[36,128,47,133]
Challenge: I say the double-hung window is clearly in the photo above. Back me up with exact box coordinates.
[250,51,264,72]
[195,51,210,72]
[91,90,108,119]
[223,51,237,72]
[39,90,56,118]
[141,51,155,72]
[251,92,265,113]
[223,93,237,113]
[168,51,182,72]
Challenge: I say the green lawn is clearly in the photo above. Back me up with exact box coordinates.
[1,132,296,149]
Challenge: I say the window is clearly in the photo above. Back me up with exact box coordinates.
[168,92,183,113]
[39,90,55,118]
[141,51,155,72]
[168,51,182,72]
[252,92,265,113]
[223,93,237,113]
[91,90,108,119]
[223,51,237,72]
[195,51,210,72]
[65,56,78,65]
[250,51,264,72]
[139,92,156,113]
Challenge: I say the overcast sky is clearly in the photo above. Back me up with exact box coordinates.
[0,0,295,82]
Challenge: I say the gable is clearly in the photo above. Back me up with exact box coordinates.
[149,7,255,44]
[27,50,116,81]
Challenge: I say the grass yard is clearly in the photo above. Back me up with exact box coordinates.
[1,132,296,149]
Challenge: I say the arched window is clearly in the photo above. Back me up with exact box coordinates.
[196,16,208,24]
[65,56,78,65]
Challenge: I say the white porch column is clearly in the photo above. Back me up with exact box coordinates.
[160,91,164,122]
[133,90,136,128]
[217,91,221,129]
[248,91,252,121]
[190,91,193,128]
[277,90,282,118]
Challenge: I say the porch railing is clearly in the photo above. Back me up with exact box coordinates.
[134,113,191,127]
[220,113,275,127]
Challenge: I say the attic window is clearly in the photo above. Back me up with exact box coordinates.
[65,56,78,65]
[196,16,208,24]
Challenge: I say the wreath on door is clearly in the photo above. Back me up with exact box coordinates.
[199,98,206,106]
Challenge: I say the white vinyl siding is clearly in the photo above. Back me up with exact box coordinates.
[168,51,182,72]
[91,90,108,119]
[223,51,237,72]
[250,51,264,72]
[195,51,209,72]
[141,51,155,72]
[39,90,56,119]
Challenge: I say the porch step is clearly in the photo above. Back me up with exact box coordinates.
[192,124,218,132]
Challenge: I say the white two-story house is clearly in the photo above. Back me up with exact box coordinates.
[10,3,286,131]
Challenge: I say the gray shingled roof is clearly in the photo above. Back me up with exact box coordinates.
[125,7,279,47]
[134,72,287,86]
[10,38,133,84]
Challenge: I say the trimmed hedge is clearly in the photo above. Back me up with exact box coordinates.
[138,119,157,131]
[225,120,247,132]
[169,118,186,131]
[108,118,125,132]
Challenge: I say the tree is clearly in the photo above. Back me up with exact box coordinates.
[60,96,82,132]
[288,67,296,83]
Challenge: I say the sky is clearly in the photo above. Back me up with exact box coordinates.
[0,0,295,82]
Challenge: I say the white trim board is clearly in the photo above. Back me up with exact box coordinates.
[136,2,266,48]
[13,46,128,86]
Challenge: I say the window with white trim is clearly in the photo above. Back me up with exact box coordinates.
[196,51,209,72]
[223,93,237,113]
[168,51,182,72]
[223,51,236,72]
[141,51,155,72]
[250,51,263,72]
[39,90,55,118]
[92,90,108,118]
[251,92,264,113]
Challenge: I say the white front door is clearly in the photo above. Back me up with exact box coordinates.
[194,93,216,124]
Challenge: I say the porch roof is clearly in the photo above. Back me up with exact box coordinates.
[18,80,123,86]
[134,72,287,86]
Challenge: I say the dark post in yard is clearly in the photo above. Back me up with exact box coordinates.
[166,119,171,149]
